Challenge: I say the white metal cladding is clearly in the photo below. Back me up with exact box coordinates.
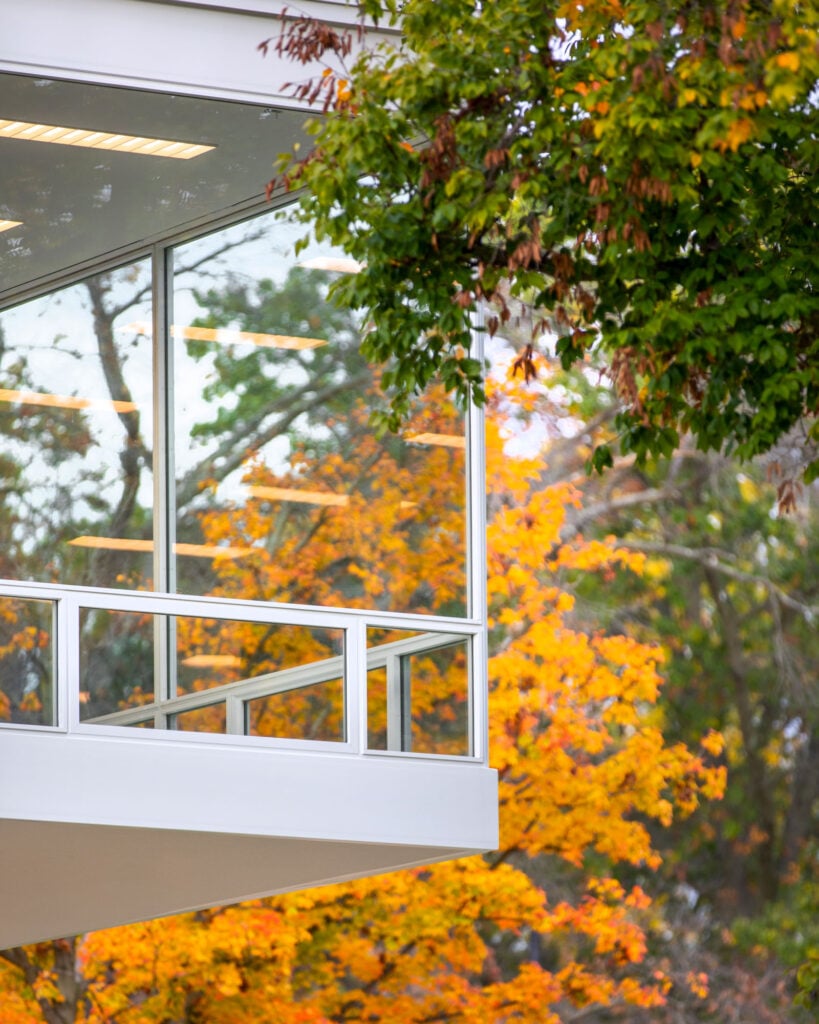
[2,0,395,107]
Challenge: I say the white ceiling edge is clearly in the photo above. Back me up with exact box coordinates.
[4,0,394,108]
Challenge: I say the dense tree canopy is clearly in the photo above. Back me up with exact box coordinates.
[273,0,819,481]
[0,373,730,1023]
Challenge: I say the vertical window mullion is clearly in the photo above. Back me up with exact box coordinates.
[468,304,488,764]
[152,245,176,705]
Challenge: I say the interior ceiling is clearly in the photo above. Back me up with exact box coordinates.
[0,73,308,303]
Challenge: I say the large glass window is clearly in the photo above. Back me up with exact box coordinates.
[0,201,477,749]
[0,205,468,616]
[0,260,154,589]
[171,209,468,615]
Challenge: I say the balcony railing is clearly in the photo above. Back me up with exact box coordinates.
[0,579,484,760]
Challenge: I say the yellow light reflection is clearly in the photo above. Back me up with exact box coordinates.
[181,654,243,669]
[0,219,22,233]
[0,388,137,414]
[0,119,214,159]
[68,537,254,559]
[122,321,326,351]
[247,485,350,507]
[404,432,466,449]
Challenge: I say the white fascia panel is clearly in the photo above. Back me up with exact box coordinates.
[0,730,498,851]
[0,731,497,947]
[2,0,390,107]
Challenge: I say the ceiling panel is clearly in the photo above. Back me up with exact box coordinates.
[0,73,307,302]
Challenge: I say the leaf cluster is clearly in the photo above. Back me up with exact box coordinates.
[276,0,819,477]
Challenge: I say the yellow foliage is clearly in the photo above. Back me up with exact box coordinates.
[0,378,726,1022]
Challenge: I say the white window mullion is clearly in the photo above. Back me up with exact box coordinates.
[152,244,177,703]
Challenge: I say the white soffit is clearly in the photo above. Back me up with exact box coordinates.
[2,0,387,106]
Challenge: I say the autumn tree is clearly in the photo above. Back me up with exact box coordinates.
[0,369,728,1022]
[272,0,819,482]
[504,347,818,1018]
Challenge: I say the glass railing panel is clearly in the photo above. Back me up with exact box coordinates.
[366,628,471,756]
[79,608,156,722]
[0,260,154,589]
[80,606,345,741]
[171,206,467,616]
[170,703,227,734]
[366,664,389,751]
[0,596,54,727]
[246,677,345,742]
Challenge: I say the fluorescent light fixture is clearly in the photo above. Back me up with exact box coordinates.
[247,485,350,507]
[404,432,466,449]
[0,119,214,159]
[299,256,363,274]
[123,321,326,351]
[68,536,254,559]
[181,654,243,669]
[0,387,137,414]
[0,219,22,233]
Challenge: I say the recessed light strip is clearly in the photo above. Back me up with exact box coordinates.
[181,655,243,669]
[67,536,254,559]
[404,432,466,449]
[247,485,350,507]
[0,119,214,160]
[122,322,327,351]
[0,387,137,414]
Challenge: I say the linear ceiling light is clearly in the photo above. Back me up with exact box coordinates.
[0,219,22,233]
[68,536,254,559]
[299,256,363,274]
[181,654,243,669]
[247,485,350,507]
[0,387,137,414]
[0,119,214,159]
[404,432,466,449]
[123,322,327,351]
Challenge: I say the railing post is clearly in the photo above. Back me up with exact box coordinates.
[59,592,80,732]
[346,618,366,753]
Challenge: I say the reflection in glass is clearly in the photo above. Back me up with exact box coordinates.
[171,207,467,614]
[247,678,344,742]
[80,607,345,742]
[171,703,226,734]
[0,261,153,589]
[79,609,155,722]
[367,628,471,756]
[0,597,54,726]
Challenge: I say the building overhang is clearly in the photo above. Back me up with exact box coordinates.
[1,729,497,948]
[0,0,497,953]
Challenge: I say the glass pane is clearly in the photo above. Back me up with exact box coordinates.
[247,677,344,742]
[176,616,344,741]
[0,261,154,589]
[80,607,345,741]
[0,597,54,726]
[171,703,226,734]
[171,206,467,614]
[367,628,471,755]
[79,608,155,722]
[366,665,388,750]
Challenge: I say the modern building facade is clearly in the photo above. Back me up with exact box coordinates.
[0,0,497,948]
